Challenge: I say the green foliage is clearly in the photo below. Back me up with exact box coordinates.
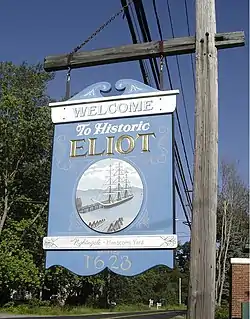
[216,162,249,304]
[0,61,54,304]
[0,61,53,228]
[106,266,181,306]
[176,242,190,273]
[0,239,40,301]
[215,306,229,319]
[27,298,50,307]
[176,242,190,304]
[0,305,105,315]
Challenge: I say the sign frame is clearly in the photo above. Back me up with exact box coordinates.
[44,79,179,276]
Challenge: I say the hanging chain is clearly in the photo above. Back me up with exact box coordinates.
[65,0,135,99]
[159,40,164,90]
[70,0,135,56]
[65,67,71,100]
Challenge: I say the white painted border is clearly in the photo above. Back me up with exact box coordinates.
[49,89,179,107]
[230,258,250,264]
[50,94,178,124]
[43,234,178,250]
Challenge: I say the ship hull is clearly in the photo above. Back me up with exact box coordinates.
[101,194,134,208]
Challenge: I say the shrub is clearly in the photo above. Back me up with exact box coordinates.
[27,298,50,307]
[215,306,229,319]
[3,301,15,308]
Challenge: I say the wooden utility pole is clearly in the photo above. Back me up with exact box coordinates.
[43,2,245,318]
[188,0,218,318]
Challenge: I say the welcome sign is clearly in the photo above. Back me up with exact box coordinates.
[43,79,179,276]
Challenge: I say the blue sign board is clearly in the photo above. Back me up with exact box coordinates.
[43,79,178,276]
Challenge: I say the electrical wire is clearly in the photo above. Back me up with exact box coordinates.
[175,178,191,229]
[184,0,196,93]
[152,0,173,89]
[174,141,193,211]
[122,0,150,85]
[122,0,193,226]
[175,164,192,221]
[152,0,193,185]
[133,0,160,89]
[166,0,194,155]
[135,0,193,225]
[129,5,153,86]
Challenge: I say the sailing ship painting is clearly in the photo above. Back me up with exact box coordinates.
[92,162,134,208]
[76,158,143,233]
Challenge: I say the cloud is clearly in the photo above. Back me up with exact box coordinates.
[77,158,143,190]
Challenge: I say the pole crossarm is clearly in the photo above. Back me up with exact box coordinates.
[44,31,244,72]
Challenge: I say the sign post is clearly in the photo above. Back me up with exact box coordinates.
[43,79,178,276]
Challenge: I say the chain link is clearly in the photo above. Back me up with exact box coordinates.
[69,0,135,56]
[159,41,164,90]
[65,0,135,99]
[159,55,164,90]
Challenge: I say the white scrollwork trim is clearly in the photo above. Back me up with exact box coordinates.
[43,237,59,249]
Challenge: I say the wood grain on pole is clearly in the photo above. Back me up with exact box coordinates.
[44,32,244,72]
[188,0,218,318]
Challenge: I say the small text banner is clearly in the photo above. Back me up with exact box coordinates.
[43,235,178,250]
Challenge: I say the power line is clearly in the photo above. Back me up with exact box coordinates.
[184,0,196,93]
[166,0,194,155]
[175,173,191,222]
[131,0,193,227]
[133,0,193,207]
[122,0,193,227]
[175,167,191,221]
[175,178,191,229]
[174,141,193,211]
[129,5,153,86]
[135,0,161,83]
[122,0,150,85]
[152,0,174,89]
[175,113,193,185]
[133,0,160,89]
[152,0,193,185]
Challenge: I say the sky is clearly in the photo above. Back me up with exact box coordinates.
[78,158,143,190]
[1,0,249,241]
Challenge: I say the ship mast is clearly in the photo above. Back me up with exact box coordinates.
[117,162,121,201]
[124,170,128,198]
[108,164,112,203]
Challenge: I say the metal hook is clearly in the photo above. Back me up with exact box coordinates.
[65,67,71,100]
[159,41,164,90]
[160,55,164,91]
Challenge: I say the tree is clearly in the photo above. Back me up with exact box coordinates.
[0,62,54,302]
[176,241,190,273]
[0,221,41,304]
[176,242,190,304]
[215,161,249,305]
[0,62,53,235]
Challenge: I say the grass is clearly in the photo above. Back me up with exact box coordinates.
[0,304,187,316]
[0,305,106,316]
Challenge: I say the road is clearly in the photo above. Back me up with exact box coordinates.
[0,310,186,319]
